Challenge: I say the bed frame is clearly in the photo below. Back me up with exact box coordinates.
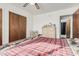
[42,23,56,38]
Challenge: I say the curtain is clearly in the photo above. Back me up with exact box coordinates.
[66,16,71,38]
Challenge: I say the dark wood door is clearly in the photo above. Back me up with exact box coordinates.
[73,9,79,38]
[9,12,19,42]
[0,9,2,45]
[19,16,26,39]
[9,12,26,42]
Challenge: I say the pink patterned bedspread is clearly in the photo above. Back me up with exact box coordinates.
[0,37,74,56]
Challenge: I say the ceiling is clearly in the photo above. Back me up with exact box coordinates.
[12,3,79,15]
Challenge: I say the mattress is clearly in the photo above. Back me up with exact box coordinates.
[0,37,74,56]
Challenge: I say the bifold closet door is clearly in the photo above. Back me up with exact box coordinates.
[9,12,26,42]
[9,12,19,42]
[73,9,79,38]
[19,16,26,39]
[73,14,79,38]
[0,9,2,45]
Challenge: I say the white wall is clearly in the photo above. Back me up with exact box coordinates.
[0,4,33,45]
[33,7,79,38]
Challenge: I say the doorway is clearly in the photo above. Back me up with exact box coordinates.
[60,15,71,38]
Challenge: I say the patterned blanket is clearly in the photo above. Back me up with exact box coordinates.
[0,37,74,56]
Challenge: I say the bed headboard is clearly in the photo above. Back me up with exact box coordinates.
[42,23,56,38]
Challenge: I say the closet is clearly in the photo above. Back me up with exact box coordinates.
[9,12,26,42]
[19,15,26,39]
[73,9,79,38]
[0,9,2,45]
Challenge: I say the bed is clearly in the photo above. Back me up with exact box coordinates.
[42,23,56,38]
[0,37,74,56]
[0,23,74,56]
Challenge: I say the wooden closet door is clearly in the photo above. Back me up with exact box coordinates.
[19,16,26,39]
[73,9,79,38]
[0,9,2,45]
[9,12,19,42]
